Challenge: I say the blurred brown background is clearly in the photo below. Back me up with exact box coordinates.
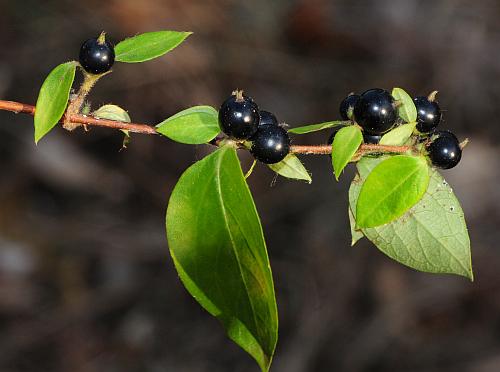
[0,1,499,371]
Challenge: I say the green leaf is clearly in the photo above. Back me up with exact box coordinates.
[268,154,312,183]
[121,130,131,150]
[34,61,76,143]
[356,155,429,228]
[156,106,220,144]
[392,87,417,123]
[288,121,347,134]
[379,122,416,146]
[348,208,365,246]
[331,125,363,180]
[115,31,192,63]
[166,146,278,371]
[93,104,131,122]
[349,157,473,279]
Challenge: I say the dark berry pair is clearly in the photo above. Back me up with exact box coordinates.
[408,93,457,168]
[219,91,290,164]
[416,94,459,169]
[79,34,115,74]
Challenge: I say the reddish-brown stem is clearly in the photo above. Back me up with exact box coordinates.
[0,100,157,135]
[291,144,410,155]
[0,100,35,115]
[0,99,413,154]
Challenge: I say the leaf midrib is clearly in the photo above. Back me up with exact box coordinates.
[214,148,262,347]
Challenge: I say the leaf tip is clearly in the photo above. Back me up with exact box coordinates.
[465,266,474,282]
[34,127,44,145]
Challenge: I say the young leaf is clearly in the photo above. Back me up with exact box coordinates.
[115,31,192,63]
[331,125,363,180]
[348,208,365,246]
[94,104,131,122]
[392,87,417,123]
[268,154,312,183]
[156,106,220,144]
[121,130,131,150]
[34,61,76,143]
[349,157,473,279]
[166,146,278,372]
[288,121,348,134]
[356,155,429,228]
[379,122,416,146]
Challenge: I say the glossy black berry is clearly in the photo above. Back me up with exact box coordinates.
[250,125,290,164]
[414,96,442,133]
[339,94,360,120]
[259,110,278,127]
[353,88,397,135]
[427,131,462,169]
[363,133,381,144]
[219,91,260,139]
[79,36,115,75]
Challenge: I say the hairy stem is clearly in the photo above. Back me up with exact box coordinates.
[63,71,106,131]
[290,144,410,155]
[0,100,157,134]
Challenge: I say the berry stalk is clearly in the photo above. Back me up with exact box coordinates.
[63,71,106,131]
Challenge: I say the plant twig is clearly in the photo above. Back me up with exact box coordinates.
[0,99,412,154]
[0,100,157,135]
[290,144,410,155]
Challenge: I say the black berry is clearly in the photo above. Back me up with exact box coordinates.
[414,96,442,133]
[79,35,115,75]
[339,94,360,120]
[219,91,260,139]
[250,125,290,164]
[259,110,278,127]
[427,131,462,169]
[353,88,397,135]
[363,133,381,144]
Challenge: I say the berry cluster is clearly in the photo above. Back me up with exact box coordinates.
[218,91,291,164]
[332,89,462,169]
[79,34,115,75]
